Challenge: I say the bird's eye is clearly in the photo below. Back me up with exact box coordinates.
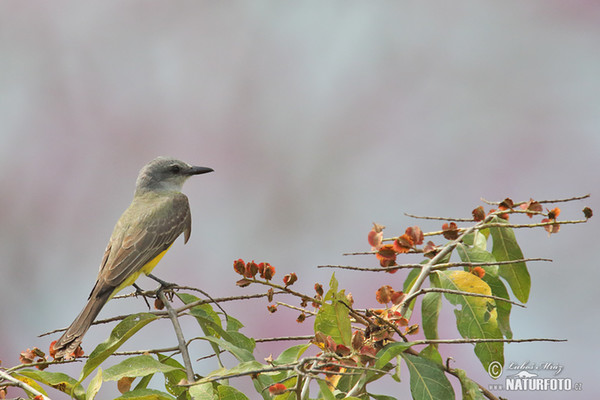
[170,165,181,173]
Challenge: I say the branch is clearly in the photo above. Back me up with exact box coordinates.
[476,219,588,229]
[410,337,566,345]
[0,369,51,400]
[157,289,195,383]
[255,335,314,343]
[401,287,526,308]
[40,292,275,337]
[481,194,590,205]
[318,258,552,273]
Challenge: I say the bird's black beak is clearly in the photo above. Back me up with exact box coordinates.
[188,166,214,175]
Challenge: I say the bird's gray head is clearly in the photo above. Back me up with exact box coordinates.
[134,157,213,195]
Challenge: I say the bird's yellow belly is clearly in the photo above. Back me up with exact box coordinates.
[112,245,172,296]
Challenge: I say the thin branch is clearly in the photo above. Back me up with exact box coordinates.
[476,219,588,229]
[318,258,552,273]
[40,292,275,337]
[410,337,567,345]
[275,302,317,316]
[0,369,51,400]
[401,287,526,308]
[255,335,314,343]
[404,213,475,222]
[157,289,195,383]
[481,194,590,205]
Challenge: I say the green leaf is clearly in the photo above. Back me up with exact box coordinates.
[113,388,175,399]
[198,360,265,384]
[454,368,486,400]
[226,315,245,332]
[488,217,531,303]
[317,379,337,400]
[11,372,49,397]
[462,231,487,250]
[86,368,103,400]
[438,271,504,371]
[314,273,352,346]
[274,344,310,365]
[401,353,455,400]
[403,267,421,292]
[422,291,442,340]
[374,342,414,370]
[156,354,187,397]
[481,273,513,339]
[456,243,513,339]
[81,312,158,381]
[178,293,255,353]
[369,395,397,400]
[189,382,217,400]
[134,373,154,391]
[198,336,255,362]
[103,355,180,381]
[419,345,443,366]
[190,383,219,400]
[18,369,86,400]
[216,384,250,400]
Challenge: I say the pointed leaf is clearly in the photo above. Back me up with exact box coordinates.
[481,273,513,339]
[18,369,85,400]
[314,273,352,346]
[454,368,486,400]
[317,379,336,400]
[11,372,49,397]
[274,344,310,365]
[113,387,175,399]
[189,382,217,400]
[103,355,180,381]
[438,271,504,371]
[401,352,455,400]
[81,312,158,381]
[216,384,250,400]
[419,345,443,366]
[488,217,530,302]
[86,368,103,400]
[199,336,255,362]
[374,342,414,370]
[422,291,441,340]
[156,354,186,397]
[178,293,255,352]
[457,244,513,339]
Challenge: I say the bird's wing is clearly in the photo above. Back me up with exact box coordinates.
[97,193,191,290]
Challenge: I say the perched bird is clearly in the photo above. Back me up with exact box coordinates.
[52,157,213,359]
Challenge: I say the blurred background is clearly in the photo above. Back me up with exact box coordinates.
[1,1,598,398]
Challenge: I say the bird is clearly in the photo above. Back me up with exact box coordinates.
[52,156,213,359]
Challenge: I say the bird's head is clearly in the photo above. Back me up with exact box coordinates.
[135,157,213,194]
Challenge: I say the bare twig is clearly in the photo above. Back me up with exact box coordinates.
[410,337,566,345]
[275,302,317,316]
[40,292,276,337]
[157,289,195,383]
[481,194,590,205]
[404,213,475,222]
[255,335,314,343]
[318,258,552,273]
[475,219,588,229]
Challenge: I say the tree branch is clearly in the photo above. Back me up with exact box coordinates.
[0,369,51,400]
[157,289,195,383]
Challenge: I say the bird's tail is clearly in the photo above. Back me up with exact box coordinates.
[52,284,113,360]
